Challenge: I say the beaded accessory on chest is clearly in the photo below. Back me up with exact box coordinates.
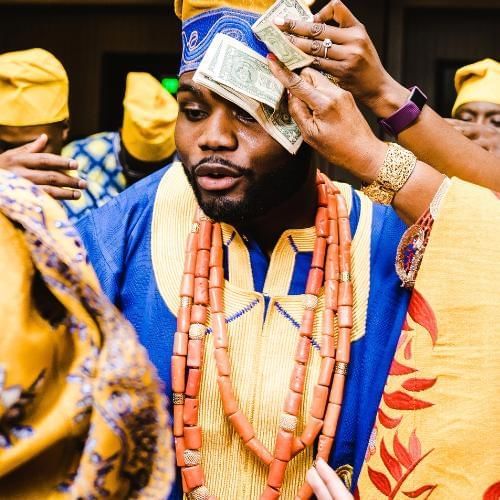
[171,172,353,499]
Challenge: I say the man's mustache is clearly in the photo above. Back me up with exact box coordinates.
[191,156,251,176]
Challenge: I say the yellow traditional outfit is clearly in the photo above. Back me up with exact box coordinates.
[0,169,174,498]
[0,48,69,126]
[452,58,500,116]
[356,180,500,499]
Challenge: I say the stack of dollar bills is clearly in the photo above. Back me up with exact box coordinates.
[193,0,314,154]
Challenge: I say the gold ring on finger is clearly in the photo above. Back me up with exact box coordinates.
[311,39,322,55]
[312,57,322,69]
[310,22,326,38]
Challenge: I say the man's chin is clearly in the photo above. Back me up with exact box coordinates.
[196,193,249,224]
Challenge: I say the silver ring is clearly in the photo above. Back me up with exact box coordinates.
[322,38,333,59]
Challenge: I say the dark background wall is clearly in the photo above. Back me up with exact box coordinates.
[1,0,499,151]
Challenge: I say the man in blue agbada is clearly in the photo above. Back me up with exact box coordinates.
[75,0,451,498]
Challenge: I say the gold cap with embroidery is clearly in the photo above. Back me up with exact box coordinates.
[0,48,69,126]
[452,58,500,116]
[121,72,178,162]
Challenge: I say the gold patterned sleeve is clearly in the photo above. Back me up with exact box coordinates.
[0,169,174,499]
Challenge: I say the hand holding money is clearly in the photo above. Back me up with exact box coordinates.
[252,0,314,70]
[192,0,323,154]
[272,0,405,118]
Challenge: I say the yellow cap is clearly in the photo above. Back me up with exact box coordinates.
[121,72,178,162]
[0,48,69,126]
[452,58,500,116]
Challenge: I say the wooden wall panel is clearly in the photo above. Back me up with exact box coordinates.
[0,5,181,139]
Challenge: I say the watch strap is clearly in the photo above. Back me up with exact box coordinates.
[379,87,427,137]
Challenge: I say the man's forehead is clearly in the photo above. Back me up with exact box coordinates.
[177,72,230,105]
[178,73,203,95]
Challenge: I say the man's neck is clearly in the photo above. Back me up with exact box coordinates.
[237,166,318,257]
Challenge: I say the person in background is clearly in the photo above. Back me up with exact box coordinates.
[0,48,85,199]
[63,72,178,222]
[446,58,500,156]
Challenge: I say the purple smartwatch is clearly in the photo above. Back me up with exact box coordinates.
[379,86,427,137]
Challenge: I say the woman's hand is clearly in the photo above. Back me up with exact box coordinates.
[268,55,446,225]
[306,458,354,500]
[273,0,408,117]
[0,134,86,200]
[267,55,386,183]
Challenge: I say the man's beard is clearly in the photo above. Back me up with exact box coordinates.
[182,148,310,226]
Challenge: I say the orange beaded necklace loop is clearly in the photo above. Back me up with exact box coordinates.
[171,172,353,500]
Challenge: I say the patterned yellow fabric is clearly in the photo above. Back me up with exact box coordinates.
[151,163,373,498]
[357,179,500,499]
[0,48,69,126]
[0,169,174,498]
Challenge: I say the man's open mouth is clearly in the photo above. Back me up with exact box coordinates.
[195,163,243,191]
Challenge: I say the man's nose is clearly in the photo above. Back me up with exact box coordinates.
[198,108,238,152]
[474,114,487,126]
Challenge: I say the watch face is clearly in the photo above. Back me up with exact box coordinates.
[411,87,427,110]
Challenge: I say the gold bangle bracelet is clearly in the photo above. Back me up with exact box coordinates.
[361,143,417,205]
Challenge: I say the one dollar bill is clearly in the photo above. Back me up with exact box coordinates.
[252,0,314,71]
[193,69,303,154]
[193,35,303,154]
[198,33,284,110]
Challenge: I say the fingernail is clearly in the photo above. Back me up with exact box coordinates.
[72,190,81,200]
[274,16,285,26]
[68,160,78,170]
[78,179,87,189]
[267,52,278,61]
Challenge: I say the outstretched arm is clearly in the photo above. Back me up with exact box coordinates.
[273,0,500,190]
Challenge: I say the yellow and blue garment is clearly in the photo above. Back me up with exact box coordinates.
[76,163,411,498]
[62,131,127,223]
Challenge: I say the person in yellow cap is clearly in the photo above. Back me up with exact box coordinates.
[73,1,499,499]
[0,48,86,199]
[446,58,500,156]
[62,72,178,222]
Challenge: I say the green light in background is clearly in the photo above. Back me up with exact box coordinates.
[162,77,179,95]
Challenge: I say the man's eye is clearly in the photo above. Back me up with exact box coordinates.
[182,108,207,121]
[235,109,256,123]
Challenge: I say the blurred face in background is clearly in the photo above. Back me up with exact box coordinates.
[454,101,500,129]
[0,121,69,154]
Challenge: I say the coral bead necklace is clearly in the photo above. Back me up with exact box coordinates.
[171,172,353,500]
